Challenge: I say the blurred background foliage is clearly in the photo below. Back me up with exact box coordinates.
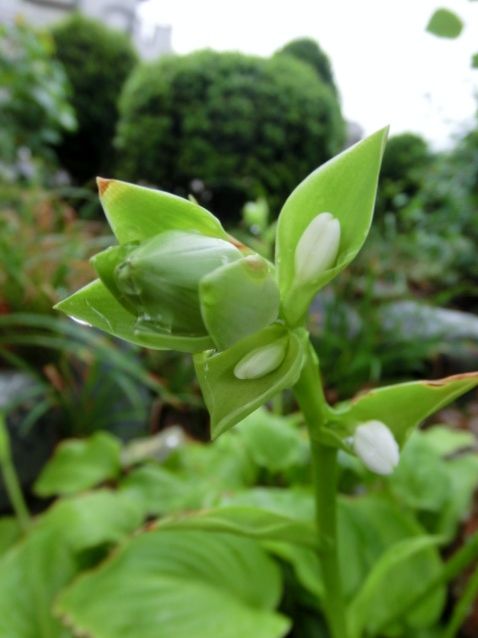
[2,12,478,634]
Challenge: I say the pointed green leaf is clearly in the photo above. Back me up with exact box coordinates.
[276,128,388,325]
[200,255,280,349]
[348,535,444,638]
[55,279,213,353]
[55,530,290,638]
[34,432,122,497]
[472,52,478,68]
[194,325,307,438]
[334,372,478,446]
[426,9,464,38]
[157,506,318,548]
[97,178,228,243]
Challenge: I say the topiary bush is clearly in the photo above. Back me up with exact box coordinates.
[50,14,137,184]
[377,132,433,217]
[275,37,339,96]
[115,50,345,222]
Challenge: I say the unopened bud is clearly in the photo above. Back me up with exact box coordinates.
[353,420,399,475]
[233,339,287,380]
[115,231,241,336]
[294,212,340,284]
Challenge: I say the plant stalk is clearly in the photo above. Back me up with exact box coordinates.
[0,414,31,533]
[294,345,348,638]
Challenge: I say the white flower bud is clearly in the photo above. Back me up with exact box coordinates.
[233,340,287,380]
[353,420,399,475]
[294,212,341,284]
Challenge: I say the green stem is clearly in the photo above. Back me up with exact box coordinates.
[375,530,478,633]
[444,565,478,638]
[294,344,348,638]
[0,414,31,533]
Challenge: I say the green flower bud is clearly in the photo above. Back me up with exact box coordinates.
[294,212,340,285]
[233,339,288,380]
[115,231,242,336]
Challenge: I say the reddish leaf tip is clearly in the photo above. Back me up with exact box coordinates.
[422,372,478,387]
[97,177,112,196]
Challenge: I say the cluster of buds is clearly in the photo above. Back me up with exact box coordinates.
[57,129,405,455]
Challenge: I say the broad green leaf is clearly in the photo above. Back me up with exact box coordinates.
[437,454,478,538]
[388,433,451,512]
[426,9,464,38]
[119,464,206,516]
[221,487,315,522]
[334,372,478,446]
[194,325,307,438]
[55,279,213,353]
[422,425,475,456]
[235,408,307,472]
[97,178,228,243]
[157,506,318,548]
[338,496,445,634]
[0,491,142,638]
[276,128,388,325]
[56,530,290,638]
[34,432,122,497]
[200,255,280,349]
[0,518,20,557]
[348,535,444,638]
[0,527,77,638]
[38,490,144,552]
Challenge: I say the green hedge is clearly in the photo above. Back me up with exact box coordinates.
[115,50,345,221]
[51,14,137,183]
[275,37,338,95]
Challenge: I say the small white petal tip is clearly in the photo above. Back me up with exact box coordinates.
[233,340,287,380]
[294,212,341,285]
[353,420,400,476]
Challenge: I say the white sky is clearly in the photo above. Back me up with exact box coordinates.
[138,0,478,148]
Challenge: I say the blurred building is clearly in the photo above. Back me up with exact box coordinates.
[0,0,172,59]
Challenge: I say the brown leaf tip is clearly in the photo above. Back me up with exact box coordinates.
[96,177,111,196]
[423,371,478,387]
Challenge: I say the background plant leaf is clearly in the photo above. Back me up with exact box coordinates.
[426,9,464,38]
[34,432,122,497]
[157,506,318,548]
[348,535,445,638]
[56,530,290,638]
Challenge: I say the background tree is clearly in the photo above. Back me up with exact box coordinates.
[115,50,345,222]
[50,14,137,184]
[275,37,339,96]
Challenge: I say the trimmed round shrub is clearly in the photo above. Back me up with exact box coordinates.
[377,132,433,216]
[50,14,137,183]
[115,50,345,221]
[275,38,338,96]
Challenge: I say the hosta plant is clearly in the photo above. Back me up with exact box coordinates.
[54,128,478,638]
